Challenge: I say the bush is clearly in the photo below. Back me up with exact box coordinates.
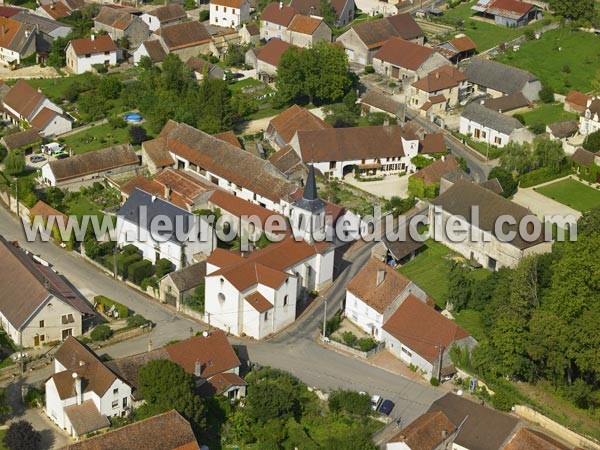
[126,314,150,329]
[94,295,129,319]
[129,125,148,145]
[528,122,546,135]
[513,113,525,125]
[3,420,41,450]
[128,259,153,285]
[341,331,357,346]
[122,244,140,255]
[356,337,376,352]
[364,65,375,74]
[3,151,25,175]
[325,315,341,336]
[491,388,514,411]
[519,164,571,188]
[199,10,209,21]
[90,324,113,341]
[328,390,371,416]
[118,252,142,276]
[430,377,440,386]
[155,258,174,278]
[538,85,554,103]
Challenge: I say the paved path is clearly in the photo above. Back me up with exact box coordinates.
[344,173,409,199]
[513,177,581,220]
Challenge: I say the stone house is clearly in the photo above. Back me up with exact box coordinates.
[93,6,149,49]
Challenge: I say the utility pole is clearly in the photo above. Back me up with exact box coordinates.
[19,331,24,374]
[322,298,328,338]
[14,178,19,219]
[437,344,444,382]
[113,245,118,280]
[207,312,211,332]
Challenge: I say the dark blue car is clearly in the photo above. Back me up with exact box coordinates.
[377,399,395,416]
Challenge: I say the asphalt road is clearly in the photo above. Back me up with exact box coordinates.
[405,111,497,183]
[0,205,441,426]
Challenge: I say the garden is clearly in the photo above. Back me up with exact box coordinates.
[517,103,579,129]
[496,28,600,94]
[535,178,600,211]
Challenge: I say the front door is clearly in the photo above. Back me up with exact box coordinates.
[391,66,400,78]
[34,335,39,346]
[62,328,72,340]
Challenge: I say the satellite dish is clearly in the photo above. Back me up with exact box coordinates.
[72,372,78,379]
[202,331,209,337]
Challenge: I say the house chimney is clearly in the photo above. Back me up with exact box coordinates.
[148,339,153,352]
[435,72,440,79]
[72,373,82,405]
[194,360,202,377]
[79,360,85,366]
[1,25,6,36]
[441,429,448,438]
[91,34,95,41]
[279,1,283,8]
[376,269,386,287]
[164,185,171,199]
[151,195,157,202]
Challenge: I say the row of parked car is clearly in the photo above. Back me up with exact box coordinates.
[30,143,70,163]
[362,392,395,416]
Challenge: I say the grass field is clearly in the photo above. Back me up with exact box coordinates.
[519,103,579,127]
[0,429,6,450]
[59,124,132,154]
[433,0,552,51]
[66,196,104,219]
[496,28,600,94]
[535,179,600,212]
[453,132,503,160]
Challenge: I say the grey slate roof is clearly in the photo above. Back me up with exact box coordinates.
[166,261,206,292]
[547,120,579,139]
[482,92,529,113]
[13,11,72,36]
[293,164,326,212]
[462,102,524,135]
[361,90,404,116]
[118,188,198,243]
[464,57,537,95]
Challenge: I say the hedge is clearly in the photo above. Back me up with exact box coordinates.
[519,165,572,188]
[155,258,174,278]
[117,252,142,276]
[408,177,438,199]
[91,324,112,341]
[94,295,129,319]
[121,244,140,255]
[128,259,153,285]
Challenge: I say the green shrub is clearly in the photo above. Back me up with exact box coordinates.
[519,165,571,188]
[118,252,142,276]
[199,10,209,21]
[126,314,151,329]
[342,331,357,346]
[430,377,440,386]
[325,315,341,336]
[492,388,514,411]
[128,259,153,285]
[328,390,371,416]
[356,337,376,352]
[539,85,554,103]
[155,258,174,278]
[94,295,129,318]
[121,244,140,255]
[91,324,113,341]
[364,65,375,74]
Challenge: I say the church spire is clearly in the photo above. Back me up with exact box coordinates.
[303,163,318,201]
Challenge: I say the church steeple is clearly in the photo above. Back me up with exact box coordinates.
[291,164,326,243]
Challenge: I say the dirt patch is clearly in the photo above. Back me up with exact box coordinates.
[0,65,60,79]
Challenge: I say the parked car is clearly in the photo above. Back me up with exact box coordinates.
[30,155,46,163]
[370,394,382,411]
[55,152,69,159]
[377,399,395,416]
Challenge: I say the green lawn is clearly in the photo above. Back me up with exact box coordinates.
[399,240,457,308]
[519,103,579,126]
[228,78,266,93]
[59,124,132,154]
[434,0,553,51]
[535,179,600,212]
[0,429,6,450]
[66,196,104,219]
[496,28,600,94]
[453,132,503,160]
[454,309,486,341]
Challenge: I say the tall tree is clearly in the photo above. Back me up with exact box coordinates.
[319,0,337,27]
[3,151,24,175]
[533,137,565,172]
[3,421,40,450]
[488,166,517,197]
[550,0,596,22]
[499,142,534,175]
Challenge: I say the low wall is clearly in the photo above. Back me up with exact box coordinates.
[513,405,600,450]
[321,335,385,358]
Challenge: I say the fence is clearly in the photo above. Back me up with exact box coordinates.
[482,21,561,55]
[320,335,385,359]
[513,405,600,450]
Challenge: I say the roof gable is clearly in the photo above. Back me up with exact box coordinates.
[157,21,211,50]
[373,37,436,70]
[464,57,537,95]
[261,2,297,26]
[48,144,137,181]
[3,79,44,119]
[69,34,116,55]
[461,102,523,135]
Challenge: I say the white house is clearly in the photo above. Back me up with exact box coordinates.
[45,337,132,438]
[65,34,117,75]
[580,97,600,136]
[288,125,421,179]
[209,0,250,29]
[140,4,187,32]
[116,188,216,270]
[0,16,37,67]
[460,102,534,148]
[382,294,476,379]
[429,180,552,270]
[344,257,429,340]
[0,236,95,347]
[1,79,71,136]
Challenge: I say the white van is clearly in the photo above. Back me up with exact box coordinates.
[42,143,64,155]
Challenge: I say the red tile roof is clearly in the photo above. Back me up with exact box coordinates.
[256,38,293,67]
[245,291,273,313]
[346,257,412,314]
[164,329,241,378]
[0,17,22,49]
[30,200,68,225]
[213,130,242,148]
[267,104,331,145]
[209,189,279,226]
[62,410,199,450]
[412,155,459,185]
[156,21,211,51]
[383,295,470,363]
[69,34,116,56]
[565,90,590,112]
[412,65,466,93]
[261,2,297,27]
[389,411,456,448]
[374,37,436,70]
[119,175,165,198]
[3,80,44,119]
[30,107,59,130]
[503,428,572,450]
[200,372,247,396]
[287,14,323,35]
[450,35,477,53]
[41,2,71,19]
[211,0,244,8]
[63,400,110,436]
[0,6,22,18]
[488,0,535,16]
